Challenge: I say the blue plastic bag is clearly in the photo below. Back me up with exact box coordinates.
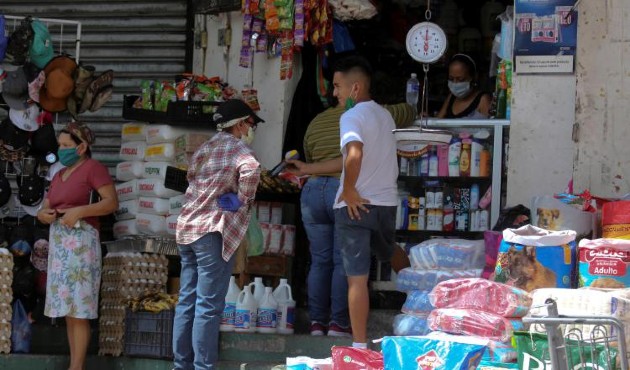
[11,299,32,353]
[382,335,487,370]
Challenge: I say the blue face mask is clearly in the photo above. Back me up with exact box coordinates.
[58,147,81,166]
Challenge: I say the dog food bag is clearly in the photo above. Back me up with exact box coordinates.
[166,214,178,236]
[286,357,332,370]
[138,197,170,216]
[392,313,430,336]
[602,200,630,239]
[331,347,383,370]
[144,143,176,162]
[119,141,146,161]
[429,278,531,317]
[425,332,517,363]
[116,161,144,181]
[115,199,138,221]
[428,308,524,343]
[514,331,618,370]
[409,238,485,270]
[493,225,577,291]
[115,180,139,202]
[121,123,147,142]
[113,219,139,239]
[578,238,630,288]
[402,290,434,316]
[142,162,174,180]
[531,195,594,238]
[396,268,483,292]
[136,213,168,235]
[381,335,487,370]
[137,178,182,198]
[529,287,630,350]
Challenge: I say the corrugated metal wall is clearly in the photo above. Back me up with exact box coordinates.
[0,0,192,169]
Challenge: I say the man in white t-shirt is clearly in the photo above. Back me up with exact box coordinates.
[332,56,399,349]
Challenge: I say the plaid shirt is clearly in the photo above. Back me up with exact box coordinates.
[176,132,261,261]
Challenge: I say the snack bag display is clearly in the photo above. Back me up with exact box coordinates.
[429,278,531,317]
[381,335,487,370]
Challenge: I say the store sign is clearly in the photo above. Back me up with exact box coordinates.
[514,0,578,74]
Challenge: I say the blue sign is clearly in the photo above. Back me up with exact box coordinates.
[514,0,578,73]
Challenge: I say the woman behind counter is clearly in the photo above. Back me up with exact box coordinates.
[37,122,118,370]
[437,54,491,119]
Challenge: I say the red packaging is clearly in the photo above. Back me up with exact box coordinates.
[602,200,630,239]
[331,346,383,370]
[427,308,522,343]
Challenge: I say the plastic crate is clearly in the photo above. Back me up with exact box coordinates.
[124,309,174,359]
[164,166,189,193]
[122,95,221,125]
[122,95,168,123]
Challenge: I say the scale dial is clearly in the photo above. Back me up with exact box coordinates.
[405,21,448,64]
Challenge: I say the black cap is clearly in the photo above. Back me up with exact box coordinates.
[0,173,9,208]
[213,99,264,126]
[30,123,58,158]
[17,175,45,206]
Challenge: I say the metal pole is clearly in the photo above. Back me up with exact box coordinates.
[544,299,569,370]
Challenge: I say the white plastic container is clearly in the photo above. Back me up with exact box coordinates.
[220,276,242,332]
[121,123,147,142]
[448,138,461,177]
[116,161,144,181]
[115,180,139,202]
[169,194,185,215]
[119,141,146,161]
[144,143,176,162]
[470,139,483,177]
[234,284,257,333]
[256,287,278,333]
[251,277,266,304]
[138,197,171,216]
[113,219,139,239]
[145,125,199,144]
[142,162,175,180]
[166,214,178,236]
[273,279,296,335]
[136,213,168,235]
[115,199,139,221]
[137,178,182,198]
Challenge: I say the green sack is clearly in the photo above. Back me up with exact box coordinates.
[246,209,264,257]
[514,331,619,370]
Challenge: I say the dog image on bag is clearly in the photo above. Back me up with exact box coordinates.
[590,277,626,289]
[506,246,557,291]
[536,208,561,230]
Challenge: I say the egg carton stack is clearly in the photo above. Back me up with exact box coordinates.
[112,123,213,239]
[0,250,14,354]
[98,251,169,356]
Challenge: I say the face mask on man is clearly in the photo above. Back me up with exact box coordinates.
[448,81,472,98]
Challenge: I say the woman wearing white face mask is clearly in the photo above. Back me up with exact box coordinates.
[437,54,491,119]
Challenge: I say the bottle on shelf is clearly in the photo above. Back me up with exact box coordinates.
[220,276,241,332]
[470,184,480,210]
[459,143,471,177]
[406,73,420,115]
[437,144,449,177]
[480,147,491,177]
[252,277,265,304]
[428,146,439,177]
[256,287,278,334]
[235,284,258,333]
[400,157,409,176]
[448,137,462,177]
[420,151,429,177]
[470,139,483,177]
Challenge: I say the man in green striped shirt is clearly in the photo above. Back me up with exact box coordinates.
[288,101,414,337]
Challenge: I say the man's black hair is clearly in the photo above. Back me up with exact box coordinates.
[333,55,373,79]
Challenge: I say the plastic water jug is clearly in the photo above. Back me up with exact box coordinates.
[220,276,242,332]
[256,287,278,333]
[273,279,296,334]
[234,284,257,333]
[252,277,265,304]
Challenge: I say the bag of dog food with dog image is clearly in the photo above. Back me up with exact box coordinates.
[381,334,488,370]
[429,278,531,317]
[578,238,630,289]
[531,195,595,239]
[493,225,577,292]
[409,238,485,270]
[514,331,618,370]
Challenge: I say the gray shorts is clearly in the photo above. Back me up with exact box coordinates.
[334,205,397,276]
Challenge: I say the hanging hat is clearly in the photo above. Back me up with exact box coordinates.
[2,67,30,110]
[29,20,54,69]
[39,55,77,113]
[9,104,40,132]
[80,69,113,113]
[67,64,96,119]
[0,118,29,162]
[0,16,8,61]
[17,174,45,207]
[31,237,49,272]
[30,123,58,162]
[0,173,10,208]
[5,16,34,66]
[24,61,46,103]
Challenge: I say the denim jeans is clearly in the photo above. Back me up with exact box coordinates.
[300,176,349,328]
[173,232,235,370]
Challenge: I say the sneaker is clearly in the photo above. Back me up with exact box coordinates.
[310,322,327,336]
[327,323,352,338]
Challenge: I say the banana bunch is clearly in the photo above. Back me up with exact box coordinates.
[127,292,178,313]
[257,170,299,194]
